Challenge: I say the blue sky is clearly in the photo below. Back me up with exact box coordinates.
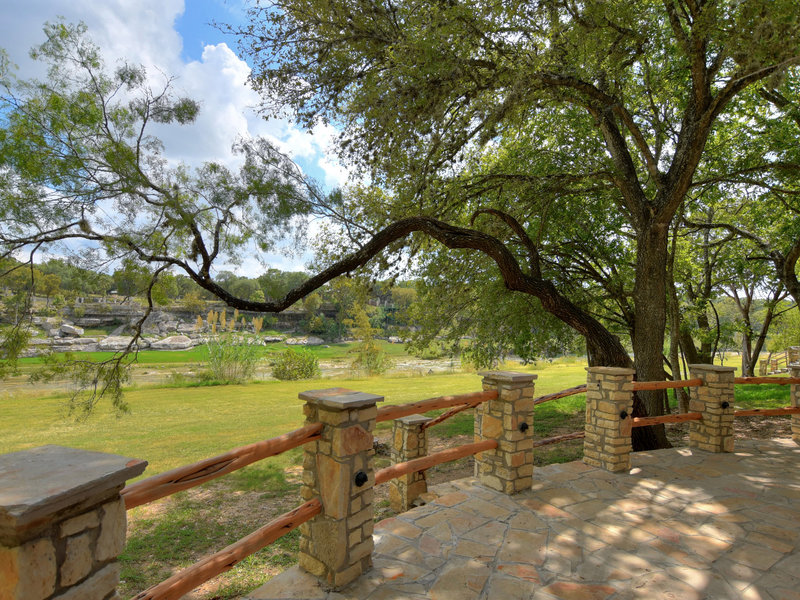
[175,0,247,63]
[0,0,347,273]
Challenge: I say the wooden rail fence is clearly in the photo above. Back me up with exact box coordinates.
[375,440,498,485]
[132,499,322,600]
[376,389,497,422]
[122,423,323,509]
[123,387,501,599]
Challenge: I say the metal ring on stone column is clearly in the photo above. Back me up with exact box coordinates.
[518,422,529,433]
[721,401,730,409]
[354,470,368,487]
[619,410,629,419]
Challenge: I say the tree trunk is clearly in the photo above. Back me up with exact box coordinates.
[632,221,672,448]
[741,334,753,377]
[667,223,690,413]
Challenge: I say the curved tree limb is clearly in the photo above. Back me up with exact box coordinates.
[470,208,542,277]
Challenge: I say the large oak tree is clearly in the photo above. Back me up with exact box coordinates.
[233,0,800,442]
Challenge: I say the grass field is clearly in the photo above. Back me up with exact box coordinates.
[15,339,412,368]
[1,354,790,477]
[1,355,794,599]
[0,358,592,475]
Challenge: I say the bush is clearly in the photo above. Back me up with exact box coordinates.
[205,334,263,383]
[271,348,320,380]
[350,339,391,376]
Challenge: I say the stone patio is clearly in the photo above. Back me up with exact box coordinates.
[245,438,800,600]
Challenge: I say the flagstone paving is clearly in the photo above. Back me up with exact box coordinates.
[245,438,800,600]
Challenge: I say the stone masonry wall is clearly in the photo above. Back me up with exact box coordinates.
[475,371,536,494]
[389,415,431,513]
[689,364,735,453]
[0,446,146,600]
[297,388,381,590]
[582,367,635,472]
[0,499,126,600]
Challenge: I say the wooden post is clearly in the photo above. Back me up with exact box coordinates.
[688,364,735,453]
[0,446,146,600]
[791,365,800,445]
[297,388,382,590]
[389,414,432,513]
[583,367,635,472]
[475,371,536,494]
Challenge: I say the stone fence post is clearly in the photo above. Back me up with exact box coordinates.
[475,371,536,494]
[389,414,432,513]
[297,388,382,590]
[688,364,735,453]
[583,367,635,472]
[0,445,147,600]
[790,365,800,445]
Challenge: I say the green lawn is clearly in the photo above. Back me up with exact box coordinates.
[729,383,790,409]
[0,359,591,477]
[2,355,792,480]
[4,357,795,600]
[15,339,410,367]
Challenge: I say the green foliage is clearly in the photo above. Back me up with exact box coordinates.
[768,308,800,352]
[181,291,205,314]
[235,0,800,411]
[345,301,391,376]
[271,347,320,380]
[0,22,328,412]
[29,351,133,418]
[205,334,263,383]
[410,342,451,361]
[0,324,31,378]
[257,269,309,302]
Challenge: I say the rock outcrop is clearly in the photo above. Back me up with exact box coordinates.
[285,336,325,346]
[97,336,150,351]
[59,324,85,337]
[149,335,195,350]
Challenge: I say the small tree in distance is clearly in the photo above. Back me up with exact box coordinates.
[345,301,391,376]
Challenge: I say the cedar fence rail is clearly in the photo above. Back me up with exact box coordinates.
[123,386,503,599]
[132,370,795,598]
[375,439,498,485]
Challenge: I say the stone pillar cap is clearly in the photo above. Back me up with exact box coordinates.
[479,371,538,383]
[396,414,433,425]
[687,364,736,372]
[299,387,384,409]
[0,445,147,544]
[585,366,636,375]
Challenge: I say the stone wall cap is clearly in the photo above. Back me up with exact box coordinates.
[299,387,384,409]
[585,367,636,375]
[479,371,538,383]
[688,364,737,373]
[397,414,433,425]
[0,445,147,543]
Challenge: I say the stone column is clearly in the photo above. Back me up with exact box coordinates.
[297,388,382,590]
[0,445,147,600]
[583,367,635,472]
[688,364,736,453]
[389,414,432,513]
[475,371,536,494]
[790,365,800,445]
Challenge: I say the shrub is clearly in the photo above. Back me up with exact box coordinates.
[271,348,320,380]
[205,334,263,383]
[345,301,392,376]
